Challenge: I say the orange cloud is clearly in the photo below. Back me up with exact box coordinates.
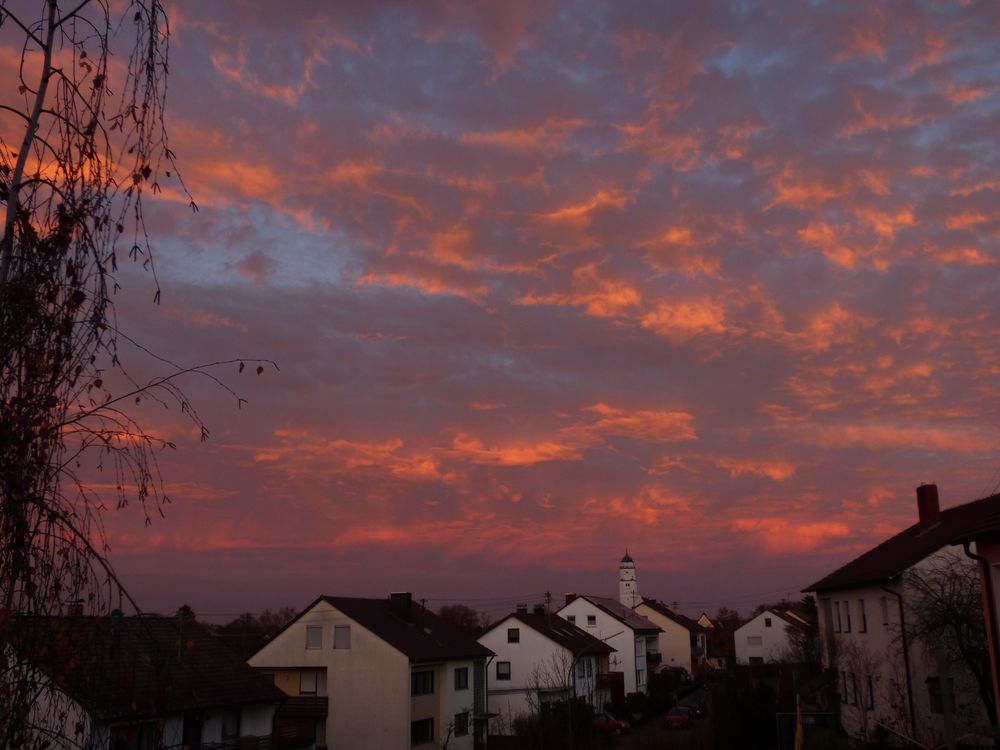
[814,424,983,453]
[581,403,697,443]
[766,167,840,210]
[449,433,584,466]
[731,518,850,554]
[640,300,729,341]
[536,189,630,223]
[714,458,797,482]
[460,117,585,151]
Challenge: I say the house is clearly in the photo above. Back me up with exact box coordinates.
[696,613,739,670]
[805,484,997,746]
[477,605,615,733]
[633,599,706,674]
[733,608,812,665]
[249,593,493,750]
[947,492,1000,727]
[13,613,283,750]
[557,594,660,696]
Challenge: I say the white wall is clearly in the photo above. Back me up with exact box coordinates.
[734,611,794,665]
[634,604,692,673]
[557,600,644,694]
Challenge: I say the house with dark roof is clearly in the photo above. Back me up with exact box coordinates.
[248,593,493,750]
[733,607,813,665]
[477,606,615,733]
[16,614,283,750]
[805,484,997,746]
[556,594,660,696]
[634,598,707,674]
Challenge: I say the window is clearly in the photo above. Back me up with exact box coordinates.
[858,599,867,633]
[927,677,956,714]
[454,712,469,737]
[844,601,852,633]
[850,673,858,705]
[567,615,576,624]
[880,596,889,626]
[747,636,763,647]
[333,625,351,649]
[454,667,469,690]
[577,661,585,678]
[764,617,772,628]
[586,659,593,677]
[305,626,322,649]
[411,670,434,696]
[586,615,596,627]
[410,718,434,746]
[300,671,317,695]
[749,656,764,665]
[221,708,241,740]
[496,661,511,680]
[636,668,645,686]
[507,628,520,643]
[866,675,875,710]
[834,601,842,633]
[840,672,848,704]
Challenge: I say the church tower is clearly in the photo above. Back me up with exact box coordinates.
[619,551,639,608]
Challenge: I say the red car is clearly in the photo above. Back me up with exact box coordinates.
[665,706,692,729]
[593,713,631,735]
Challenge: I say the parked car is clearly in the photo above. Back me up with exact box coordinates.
[665,706,692,729]
[680,697,707,718]
[593,713,631,735]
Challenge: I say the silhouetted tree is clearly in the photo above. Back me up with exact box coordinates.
[438,603,491,635]
[0,3,269,747]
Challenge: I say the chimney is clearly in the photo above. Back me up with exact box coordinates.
[533,604,546,615]
[389,592,413,622]
[515,604,528,615]
[564,592,576,606]
[916,484,941,526]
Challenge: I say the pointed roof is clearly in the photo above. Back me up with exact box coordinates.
[621,551,634,564]
[485,613,615,657]
[562,595,660,634]
[805,493,1000,592]
[638,598,707,633]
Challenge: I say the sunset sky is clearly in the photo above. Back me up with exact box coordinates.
[25,0,1000,619]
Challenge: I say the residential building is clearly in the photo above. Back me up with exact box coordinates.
[734,608,812,665]
[16,613,282,750]
[557,594,660,696]
[249,593,493,750]
[477,605,614,734]
[806,485,996,746]
[635,598,706,674]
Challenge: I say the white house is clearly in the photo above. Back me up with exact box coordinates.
[477,606,614,733]
[249,593,492,750]
[806,485,996,747]
[733,608,811,665]
[634,599,706,674]
[557,594,660,696]
[17,614,282,750]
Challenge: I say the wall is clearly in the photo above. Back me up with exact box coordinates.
[633,604,692,673]
[479,616,574,734]
[250,599,410,750]
[557,600,641,694]
[733,611,793,665]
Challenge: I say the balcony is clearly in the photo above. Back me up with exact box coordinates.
[646,653,662,668]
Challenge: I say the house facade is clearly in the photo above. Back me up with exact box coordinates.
[249,593,492,750]
[478,608,614,734]
[18,614,282,750]
[634,599,705,674]
[557,595,659,695]
[733,609,810,665]
[806,485,996,746]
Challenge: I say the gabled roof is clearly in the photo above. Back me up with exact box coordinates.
[19,615,283,721]
[489,613,615,657]
[638,599,707,633]
[563,595,661,634]
[310,596,493,664]
[805,493,1000,593]
[737,608,812,633]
